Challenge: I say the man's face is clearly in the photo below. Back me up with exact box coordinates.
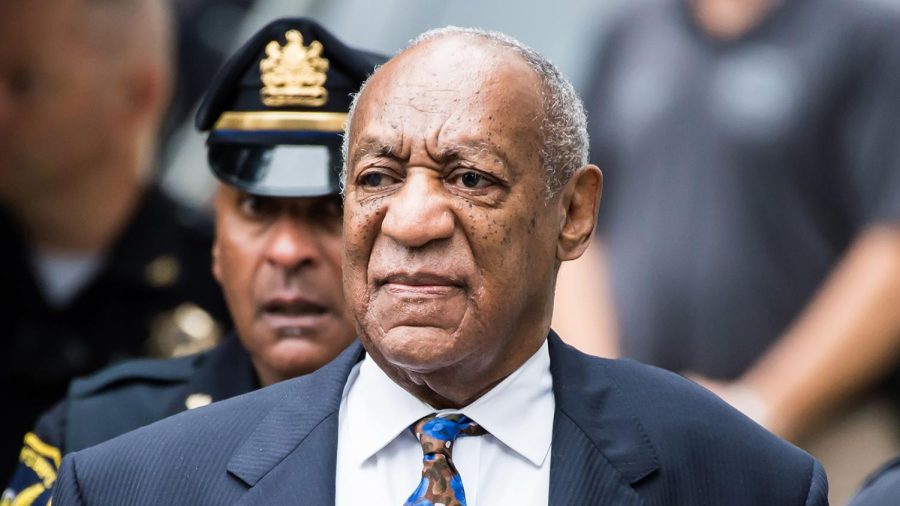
[0,1,112,204]
[213,185,355,386]
[343,38,565,394]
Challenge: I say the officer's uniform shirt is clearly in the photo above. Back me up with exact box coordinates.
[0,183,230,482]
[1,335,256,505]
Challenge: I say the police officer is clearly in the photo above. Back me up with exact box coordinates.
[1,18,383,505]
[0,0,231,482]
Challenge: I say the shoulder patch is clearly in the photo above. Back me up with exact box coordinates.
[2,433,60,506]
[23,432,61,470]
[69,352,206,398]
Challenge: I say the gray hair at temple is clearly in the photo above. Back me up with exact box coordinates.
[341,26,589,198]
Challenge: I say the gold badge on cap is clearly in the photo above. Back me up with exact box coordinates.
[144,254,180,288]
[260,29,329,107]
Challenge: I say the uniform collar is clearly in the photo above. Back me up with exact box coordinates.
[164,334,259,417]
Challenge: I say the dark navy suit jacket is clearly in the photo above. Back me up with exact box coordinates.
[53,334,828,505]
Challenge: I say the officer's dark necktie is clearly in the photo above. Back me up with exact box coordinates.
[404,414,486,506]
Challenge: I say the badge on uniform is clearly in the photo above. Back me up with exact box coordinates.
[147,303,222,358]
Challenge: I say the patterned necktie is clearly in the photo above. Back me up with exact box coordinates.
[405,414,487,506]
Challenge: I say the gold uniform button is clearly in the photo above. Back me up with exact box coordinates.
[185,393,213,410]
[144,255,180,288]
[147,303,222,358]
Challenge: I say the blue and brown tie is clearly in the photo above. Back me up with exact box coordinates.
[405,414,486,506]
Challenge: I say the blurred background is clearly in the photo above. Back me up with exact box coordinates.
[3,0,900,504]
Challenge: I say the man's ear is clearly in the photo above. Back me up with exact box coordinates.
[557,164,602,262]
[113,60,171,130]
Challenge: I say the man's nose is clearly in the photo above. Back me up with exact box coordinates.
[381,173,455,248]
[264,217,322,270]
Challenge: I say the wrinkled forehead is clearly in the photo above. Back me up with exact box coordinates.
[351,37,543,150]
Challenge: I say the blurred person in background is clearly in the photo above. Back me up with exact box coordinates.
[0,0,230,482]
[554,0,900,501]
[1,18,381,505]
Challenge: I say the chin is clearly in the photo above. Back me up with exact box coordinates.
[282,330,354,360]
[371,326,464,373]
[267,350,329,379]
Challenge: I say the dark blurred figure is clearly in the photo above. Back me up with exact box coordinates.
[0,0,229,482]
[556,0,900,500]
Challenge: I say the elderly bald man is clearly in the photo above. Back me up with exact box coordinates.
[51,26,827,505]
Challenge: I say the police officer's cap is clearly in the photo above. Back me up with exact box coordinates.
[196,18,385,197]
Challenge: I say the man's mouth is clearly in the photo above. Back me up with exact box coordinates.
[263,297,328,316]
[260,296,331,334]
[379,272,465,297]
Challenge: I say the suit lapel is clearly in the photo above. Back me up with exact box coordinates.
[228,343,365,505]
[548,333,658,505]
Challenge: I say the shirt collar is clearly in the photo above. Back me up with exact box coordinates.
[343,352,434,466]
[462,339,554,466]
[343,340,554,468]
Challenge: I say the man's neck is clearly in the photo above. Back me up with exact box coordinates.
[367,337,547,410]
[16,159,148,255]
[690,0,782,39]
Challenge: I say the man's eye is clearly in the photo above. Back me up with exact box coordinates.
[238,195,272,217]
[451,170,494,189]
[358,171,397,188]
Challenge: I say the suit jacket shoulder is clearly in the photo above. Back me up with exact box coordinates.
[52,343,361,506]
[548,335,828,505]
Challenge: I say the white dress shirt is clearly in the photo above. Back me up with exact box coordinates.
[336,340,554,505]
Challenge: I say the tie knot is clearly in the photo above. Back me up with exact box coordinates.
[411,414,486,456]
